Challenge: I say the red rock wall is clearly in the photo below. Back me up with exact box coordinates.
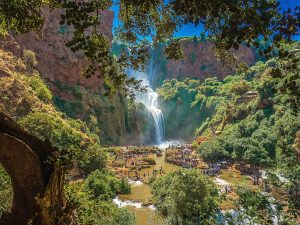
[14,7,114,90]
[165,39,256,80]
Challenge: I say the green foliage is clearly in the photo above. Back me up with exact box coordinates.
[78,146,107,175]
[0,165,13,217]
[53,96,83,118]
[120,177,131,194]
[83,170,131,201]
[24,73,52,102]
[225,187,281,225]
[192,53,300,167]
[197,138,229,162]
[77,200,137,225]
[283,166,300,218]
[18,111,100,168]
[68,180,136,225]
[0,0,44,35]
[152,169,219,225]
[157,77,223,140]
[197,107,290,166]
[0,50,136,223]
[23,49,37,73]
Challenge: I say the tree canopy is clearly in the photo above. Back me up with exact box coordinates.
[152,169,219,225]
[0,0,299,94]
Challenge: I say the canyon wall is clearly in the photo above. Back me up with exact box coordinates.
[2,8,257,145]
[14,7,113,89]
[1,8,138,145]
[133,38,256,88]
[166,39,255,79]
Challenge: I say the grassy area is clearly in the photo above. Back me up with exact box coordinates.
[219,168,252,187]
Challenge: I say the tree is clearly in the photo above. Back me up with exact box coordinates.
[197,139,229,162]
[83,170,131,201]
[152,169,219,225]
[76,200,137,225]
[24,73,53,103]
[78,146,108,175]
[120,177,131,194]
[0,0,299,94]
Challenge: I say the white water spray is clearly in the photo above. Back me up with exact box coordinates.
[127,48,165,144]
[144,88,165,144]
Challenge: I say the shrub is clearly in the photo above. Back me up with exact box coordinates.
[142,156,156,165]
[152,169,219,224]
[23,49,37,73]
[24,74,52,102]
[197,139,229,162]
[83,170,131,201]
[0,165,13,217]
[79,146,107,175]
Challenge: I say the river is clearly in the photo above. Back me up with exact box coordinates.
[113,143,181,225]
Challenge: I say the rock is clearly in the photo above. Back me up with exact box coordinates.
[141,38,256,88]
[142,199,153,207]
[165,40,255,81]
[14,7,114,90]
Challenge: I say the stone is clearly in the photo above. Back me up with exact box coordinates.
[0,112,54,225]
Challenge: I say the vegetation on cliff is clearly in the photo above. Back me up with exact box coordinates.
[52,80,139,145]
[158,41,300,222]
[158,41,299,144]
[0,48,134,224]
[1,0,299,98]
[0,0,299,224]
[0,166,12,218]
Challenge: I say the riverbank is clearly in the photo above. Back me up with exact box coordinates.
[111,144,180,225]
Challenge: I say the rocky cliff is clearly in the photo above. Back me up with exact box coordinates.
[13,7,114,89]
[117,38,256,88]
[166,39,255,79]
[2,7,257,145]
[0,8,140,145]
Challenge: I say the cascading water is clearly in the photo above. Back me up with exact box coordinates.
[144,88,165,144]
[127,48,165,144]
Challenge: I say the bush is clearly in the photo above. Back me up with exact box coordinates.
[197,139,229,162]
[83,170,131,201]
[120,177,131,194]
[152,169,219,224]
[77,200,137,225]
[78,146,107,175]
[23,49,37,73]
[0,165,13,217]
[24,74,52,102]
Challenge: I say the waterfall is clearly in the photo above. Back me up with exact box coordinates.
[144,88,165,144]
[126,47,165,144]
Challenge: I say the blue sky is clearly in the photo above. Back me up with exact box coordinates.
[111,0,300,40]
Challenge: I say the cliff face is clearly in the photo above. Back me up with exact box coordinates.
[13,7,114,89]
[2,8,257,145]
[51,81,132,145]
[139,39,256,88]
[0,8,139,145]
[166,39,256,80]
